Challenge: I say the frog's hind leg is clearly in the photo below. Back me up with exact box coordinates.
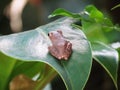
[64,41,72,60]
[66,41,72,53]
[48,46,59,59]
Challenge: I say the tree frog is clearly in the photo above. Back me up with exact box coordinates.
[48,30,72,60]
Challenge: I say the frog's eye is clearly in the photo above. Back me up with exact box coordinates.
[48,32,53,37]
[48,33,49,36]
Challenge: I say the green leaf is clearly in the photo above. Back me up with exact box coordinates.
[102,18,114,32]
[11,61,44,78]
[81,20,108,43]
[0,53,45,90]
[91,42,119,88]
[0,52,16,90]
[0,18,92,90]
[48,8,81,19]
[84,5,104,22]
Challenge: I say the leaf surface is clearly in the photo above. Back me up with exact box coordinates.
[92,42,119,88]
[0,18,92,90]
[0,52,16,90]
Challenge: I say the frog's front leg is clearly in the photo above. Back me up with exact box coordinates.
[48,46,61,59]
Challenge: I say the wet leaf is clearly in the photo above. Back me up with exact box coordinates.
[92,42,119,88]
[0,17,92,90]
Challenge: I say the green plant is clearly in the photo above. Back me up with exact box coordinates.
[0,5,119,90]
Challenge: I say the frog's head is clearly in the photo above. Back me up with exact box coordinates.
[48,30,63,41]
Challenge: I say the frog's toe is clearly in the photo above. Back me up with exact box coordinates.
[58,56,62,60]
[64,57,68,60]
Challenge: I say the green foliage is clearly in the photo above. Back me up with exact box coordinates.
[48,8,81,19]
[0,53,16,90]
[84,5,104,22]
[0,5,119,90]
[50,5,117,43]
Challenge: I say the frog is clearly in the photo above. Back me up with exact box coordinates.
[48,30,72,60]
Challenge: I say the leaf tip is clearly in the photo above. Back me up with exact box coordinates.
[48,15,54,18]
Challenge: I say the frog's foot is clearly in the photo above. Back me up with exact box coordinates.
[48,46,61,60]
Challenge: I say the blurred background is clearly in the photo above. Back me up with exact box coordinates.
[1,0,120,34]
[0,0,120,90]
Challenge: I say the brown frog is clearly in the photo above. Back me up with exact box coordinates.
[48,30,72,60]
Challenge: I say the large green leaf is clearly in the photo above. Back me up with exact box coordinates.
[0,52,46,90]
[0,18,92,90]
[0,52,16,90]
[91,42,119,88]
[11,61,44,78]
